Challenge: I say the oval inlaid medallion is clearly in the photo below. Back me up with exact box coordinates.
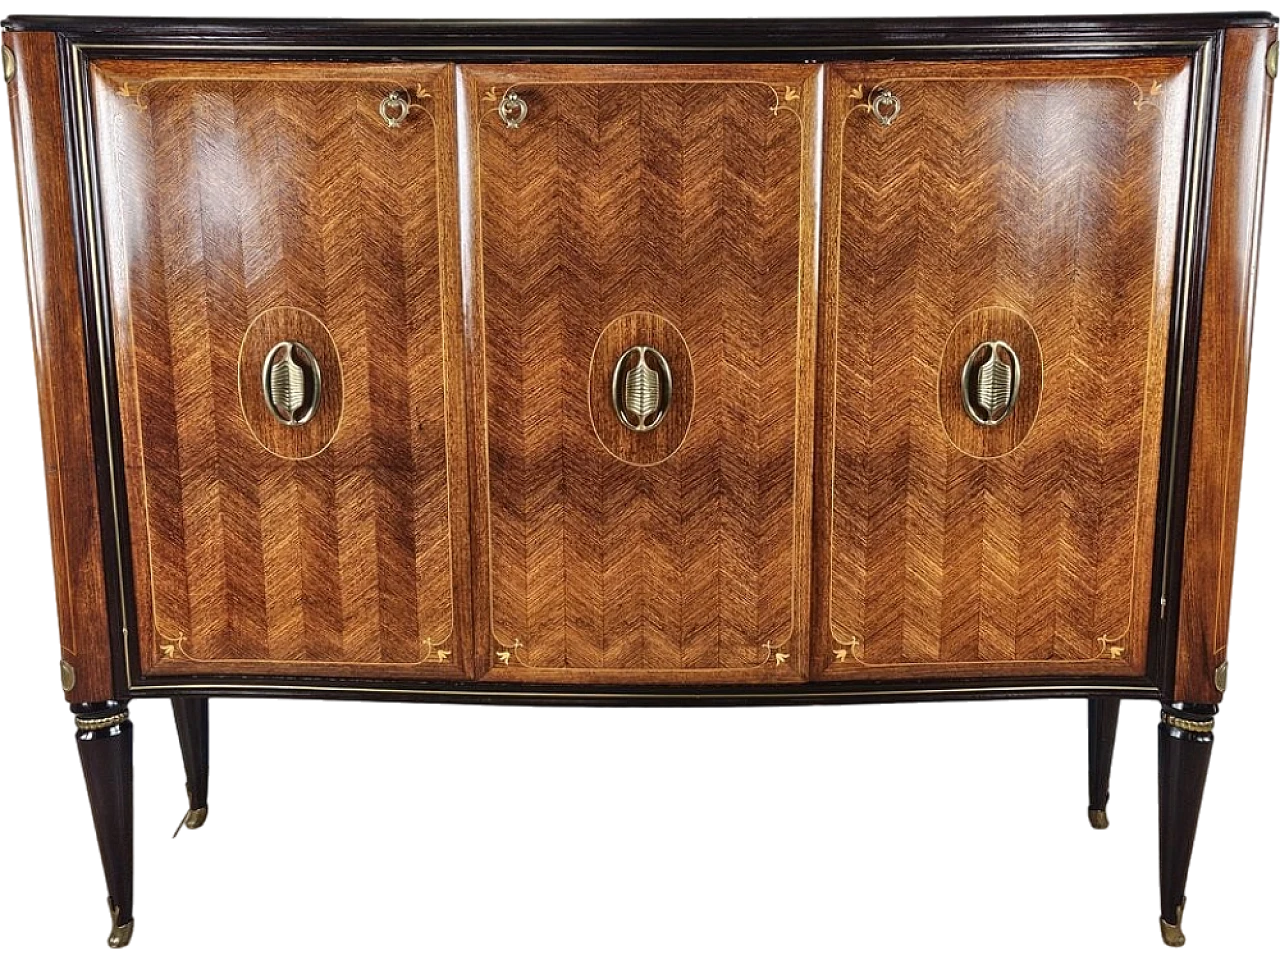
[588,312,694,466]
[938,306,1042,459]
[238,307,343,460]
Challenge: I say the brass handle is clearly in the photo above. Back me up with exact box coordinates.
[262,341,322,426]
[380,91,410,128]
[498,91,528,129]
[961,340,1020,427]
[870,89,901,126]
[612,345,672,432]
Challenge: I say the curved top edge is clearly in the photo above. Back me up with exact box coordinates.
[3,14,1277,43]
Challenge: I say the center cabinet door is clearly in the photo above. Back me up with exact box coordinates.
[92,61,471,681]
[463,65,819,682]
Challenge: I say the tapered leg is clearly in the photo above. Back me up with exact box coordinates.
[171,697,209,832]
[1157,702,1217,948]
[73,701,134,949]
[1087,698,1121,828]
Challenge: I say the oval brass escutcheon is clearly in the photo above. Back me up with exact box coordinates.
[238,307,343,460]
[961,340,1021,427]
[262,341,322,427]
[612,345,672,432]
[588,312,694,467]
[938,307,1042,460]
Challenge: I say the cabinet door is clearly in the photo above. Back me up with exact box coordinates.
[464,65,819,682]
[92,61,470,680]
[815,59,1190,680]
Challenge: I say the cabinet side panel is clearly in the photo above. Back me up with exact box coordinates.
[1176,27,1276,703]
[5,31,114,702]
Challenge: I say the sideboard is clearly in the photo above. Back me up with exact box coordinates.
[3,13,1274,949]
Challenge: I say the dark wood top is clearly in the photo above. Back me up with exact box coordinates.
[4,15,1276,48]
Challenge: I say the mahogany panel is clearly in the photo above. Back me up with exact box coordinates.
[463,64,819,683]
[815,58,1191,680]
[6,32,115,702]
[90,60,471,679]
[1176,27,1276,703]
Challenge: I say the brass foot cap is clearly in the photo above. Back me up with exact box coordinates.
[108,914,134,949]
[1088,808,1109,830]
[1160,917,1185,948]
[172,808,207,839]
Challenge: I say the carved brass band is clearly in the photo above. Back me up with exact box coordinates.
[261,341,322,427]
[961,339,1021,427]
[498,91,528,129]
[74,710,130,733]
[612,345,672,433]
[1167,716,1213,737]
[869,89,901,126]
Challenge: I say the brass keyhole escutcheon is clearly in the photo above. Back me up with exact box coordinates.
[380,90,411,128]
[870,89,901,126]
[612,345,672,432]
[499,91,528,129]
[262,341,322,427]
[961,339,1021,427]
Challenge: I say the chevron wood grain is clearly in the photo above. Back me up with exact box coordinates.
[815,59,1191,680]
[91,61,471,679]
[463,65,818,682]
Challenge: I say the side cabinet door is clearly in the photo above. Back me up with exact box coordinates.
[92,62,471,680]
[464,65,819,683]
[815,59,1191,681]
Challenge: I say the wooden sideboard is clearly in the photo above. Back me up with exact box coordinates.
[3,14,1273,949]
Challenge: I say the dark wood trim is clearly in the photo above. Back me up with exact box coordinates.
[1146,33,1225,698]
[56,34,137,704]
[4,15,1276,44]
[115,676,1160,707]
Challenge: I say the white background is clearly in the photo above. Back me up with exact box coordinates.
[0,1,1276,957]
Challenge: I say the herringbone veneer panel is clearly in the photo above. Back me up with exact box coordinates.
[816,59,1190,680]
[92,61,470,679]
[465,65,818,682]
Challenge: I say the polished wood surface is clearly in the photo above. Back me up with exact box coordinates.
[1175,27,1276,704]
[6,32,115,703]
[91,60,472,679]
[815,58,1190,680]
[463,64,819,682]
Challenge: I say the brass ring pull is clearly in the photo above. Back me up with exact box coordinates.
[961,340,1020,427]
[612,345,672,433]
[498,91,528,129]
[262,341,322,427]
[870,89,901,126]
[380,91,411,128]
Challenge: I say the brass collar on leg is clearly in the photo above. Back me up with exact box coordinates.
[1160,712,1214,735]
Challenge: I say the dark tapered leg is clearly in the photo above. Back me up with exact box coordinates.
[1087,698,1121,829]
[1157,702,1217,948]
[74,702,134,949]
[171,697,209,832]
